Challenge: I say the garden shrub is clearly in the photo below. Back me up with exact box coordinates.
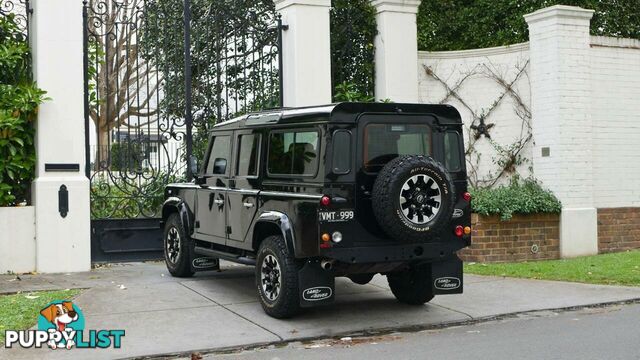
[470,177,562,221]
[0,10,47,206]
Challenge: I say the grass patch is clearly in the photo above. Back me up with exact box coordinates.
[465,250,640,287]
[0,289,81,343]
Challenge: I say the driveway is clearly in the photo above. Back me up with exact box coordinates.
[2,262,640,359]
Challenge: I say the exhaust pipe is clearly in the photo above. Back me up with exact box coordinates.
[321,259,335,271]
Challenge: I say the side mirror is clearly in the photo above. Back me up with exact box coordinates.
[188,155,199,178]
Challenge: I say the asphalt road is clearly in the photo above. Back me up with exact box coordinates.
[206,303,640,360]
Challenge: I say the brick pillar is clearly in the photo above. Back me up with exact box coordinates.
[372,0,421,102]
[274,0,332,107]
[525,5,597,258]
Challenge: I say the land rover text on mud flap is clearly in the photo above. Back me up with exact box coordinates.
[161,102,471,318]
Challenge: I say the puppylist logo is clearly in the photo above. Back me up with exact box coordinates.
[4,300,125,350]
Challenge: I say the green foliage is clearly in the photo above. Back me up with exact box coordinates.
[330,0,377,102]
[90,171,184,219]
[333,82,375,102]
[418,0,640,51]
[465,250,640,286]
[470,177,561,221]
[0,10,48,206]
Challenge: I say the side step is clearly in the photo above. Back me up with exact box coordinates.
[194,246,256,266]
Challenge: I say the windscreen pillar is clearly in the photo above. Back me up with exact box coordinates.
[275,0,332,107]
[372,0,421,102]
[525,6,597,258]
[31,0,91,272]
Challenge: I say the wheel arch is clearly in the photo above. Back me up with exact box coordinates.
[252,211,296,255]
[161,197,194,236]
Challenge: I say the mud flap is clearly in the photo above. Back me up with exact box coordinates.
[431,255,463,295]
[188,241,219,272]
[298,260,335,307]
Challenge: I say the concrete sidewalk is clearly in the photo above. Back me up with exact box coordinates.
[2,262,640,359]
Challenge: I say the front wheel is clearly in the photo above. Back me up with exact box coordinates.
[387,264,434,305]
[163,213,194,278]
[256,235,300,318]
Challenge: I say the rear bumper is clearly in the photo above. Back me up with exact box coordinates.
[320,238,468,264]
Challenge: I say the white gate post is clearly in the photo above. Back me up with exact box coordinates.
[525,6,597,258]
[372,0,421,102]
[274,0,332,107]
[30,0,91,272]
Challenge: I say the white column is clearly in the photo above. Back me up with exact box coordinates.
[372,0,421,102]
[31,0,91,272]
[275,0,332,107]
[525,5,597,258]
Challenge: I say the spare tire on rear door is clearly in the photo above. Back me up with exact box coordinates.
[372,155,455,242]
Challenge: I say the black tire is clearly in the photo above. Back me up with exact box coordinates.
[372,155,455,242]
[256,235,300,318]
[387,264,434,305]
[163,213,194,278]
[348,273,375,285]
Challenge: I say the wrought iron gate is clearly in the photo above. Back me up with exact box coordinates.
[84,0,283,262]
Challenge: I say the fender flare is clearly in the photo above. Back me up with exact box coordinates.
[253,211,296,255]
[161,197,194,236]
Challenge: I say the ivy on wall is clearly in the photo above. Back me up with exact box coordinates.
[418,0,640,51]
[424,59,532,189]
[0,10,47,206]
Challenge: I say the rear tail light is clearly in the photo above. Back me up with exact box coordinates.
[320,195,331,207]
[463,192,472,202]
[454,225,464,237]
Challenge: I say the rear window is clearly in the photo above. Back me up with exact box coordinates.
[444,132,462,171]
[268,130,319,176]
[364,124,432,172]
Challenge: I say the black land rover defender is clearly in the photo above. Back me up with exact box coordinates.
[161,102,471,318]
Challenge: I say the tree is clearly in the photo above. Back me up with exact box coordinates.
[417,0,640,51]
[87,0,162,168]
[141,0,280,160]
[330,0,377,101]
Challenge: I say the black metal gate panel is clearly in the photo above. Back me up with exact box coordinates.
[83,0,283,262]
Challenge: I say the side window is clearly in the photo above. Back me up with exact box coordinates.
[236,134,260,177]
[332,130,351,174]
[206,135,231,175]
[444,132,462,171]
[268,130,319,176]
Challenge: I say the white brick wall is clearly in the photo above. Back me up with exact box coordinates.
[414,5,640,257]
[418,43,533,186]
[526,6,595,209]
[590,36,640,208]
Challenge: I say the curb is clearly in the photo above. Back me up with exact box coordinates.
[132,297,640,360]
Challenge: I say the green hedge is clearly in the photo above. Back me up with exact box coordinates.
[470,178,561,221]
[418,0,640,51]
[0,11,47,206]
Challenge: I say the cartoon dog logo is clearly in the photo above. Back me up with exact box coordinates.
[39,302,79,349]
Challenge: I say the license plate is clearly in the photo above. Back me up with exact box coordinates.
[318,209,355,223]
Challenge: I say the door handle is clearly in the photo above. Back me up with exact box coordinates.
[243,202,254,208]
[214,199,224,205]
